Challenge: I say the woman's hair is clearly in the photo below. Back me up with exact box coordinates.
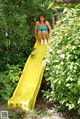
[38,13,46,23]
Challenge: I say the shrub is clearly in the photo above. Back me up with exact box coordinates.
[43,8,80,113]
[0,1,34,71]
[0,65,22,101]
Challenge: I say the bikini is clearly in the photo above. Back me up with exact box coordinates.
[37,21,48,32]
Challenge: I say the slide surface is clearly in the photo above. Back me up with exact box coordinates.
[8,40,47,110]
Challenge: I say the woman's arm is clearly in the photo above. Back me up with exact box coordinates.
[47,21,52,39]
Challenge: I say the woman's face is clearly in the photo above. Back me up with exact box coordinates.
[40,16,45,22]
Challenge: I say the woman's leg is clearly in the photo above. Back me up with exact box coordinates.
[37,31,44,44]
[42,31,49,44]
[42,30,49,40]
[37,31,43,41]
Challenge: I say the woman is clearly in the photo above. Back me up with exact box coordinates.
[35,13,51,44]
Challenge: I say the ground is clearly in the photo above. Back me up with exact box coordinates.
[0,97,80,119]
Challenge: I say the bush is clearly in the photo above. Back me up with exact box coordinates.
[0,1,34,71]
[0,65,22,101]
[43,8,80,113]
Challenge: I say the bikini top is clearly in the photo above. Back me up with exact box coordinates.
[37,21,48,32]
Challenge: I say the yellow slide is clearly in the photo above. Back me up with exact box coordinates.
[8,40,47,110]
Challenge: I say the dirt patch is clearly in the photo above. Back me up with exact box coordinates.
[0,97,80,119]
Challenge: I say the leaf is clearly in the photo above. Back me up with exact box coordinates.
[63,8,68,13]
[47,2,54,9]
[78,108,80,114]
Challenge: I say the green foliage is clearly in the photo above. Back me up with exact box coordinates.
[0,65,22,101]
[48,0,80,12]
[43,8,80,112]
[0,0,35,71]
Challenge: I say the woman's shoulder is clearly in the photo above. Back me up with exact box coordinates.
[36,21,49,25]
[45,21,49,25]
[36,21,40,25]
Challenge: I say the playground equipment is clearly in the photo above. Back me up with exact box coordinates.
[8,40,47,110]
